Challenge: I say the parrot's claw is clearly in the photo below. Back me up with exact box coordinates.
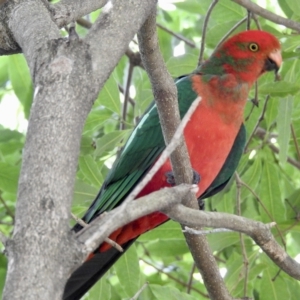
[198,198,205,211]
[165,169,201,186]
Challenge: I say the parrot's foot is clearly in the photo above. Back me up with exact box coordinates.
[165,169,201,186]
[198,198,205,210]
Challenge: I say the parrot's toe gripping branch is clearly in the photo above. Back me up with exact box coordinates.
[165,169,201,186]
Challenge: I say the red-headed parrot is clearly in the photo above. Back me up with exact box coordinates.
[64,30,282,299]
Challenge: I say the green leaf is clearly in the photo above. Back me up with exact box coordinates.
[114,244,141,298]
[259,81,300,97]
[277,96,293,164]
[174,0,209,15]
[79,155,103,187]
[0,57,8,87]
[259,161,285,223]
[145,239,189,257]
[0,128,23,143]
[94,130,131,157]
[0,162,20,194]
[8,54,33,119]
[86,277,111,300]
[286,0,300,17]
[207,232,239,252]
[260,260,291,300]
[150,284,198,300]
[97,74,121,115]
[73,179,98,206]
[83,110,112,135]
[240,158,262,201]
[80,135,95,156]
[138,221,182,241]
[166,53,197,77]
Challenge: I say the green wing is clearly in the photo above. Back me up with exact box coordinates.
[82,75,198,223]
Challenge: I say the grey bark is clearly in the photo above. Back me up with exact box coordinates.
[3,0,157,299]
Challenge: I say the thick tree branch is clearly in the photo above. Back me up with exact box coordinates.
[162,205,300,280]
[137,9,233,300]
[50,0,108,28]
[232,0,300,32]
[75,182,300,281]
[4,1,157,299]
[77,185,196,253]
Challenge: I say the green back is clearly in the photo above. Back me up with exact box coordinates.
[82,74,246,223]
[83,76,198,222]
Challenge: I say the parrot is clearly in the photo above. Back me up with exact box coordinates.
[63,30,282,299]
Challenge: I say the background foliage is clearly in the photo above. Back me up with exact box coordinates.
[1,0,300,299]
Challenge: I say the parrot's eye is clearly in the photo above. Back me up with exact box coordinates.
[249,43,259,52]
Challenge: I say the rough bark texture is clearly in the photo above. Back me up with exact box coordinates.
[3,0,157,299]
[137,10,233,300]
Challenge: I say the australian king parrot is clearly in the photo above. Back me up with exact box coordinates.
[64,30,282,299]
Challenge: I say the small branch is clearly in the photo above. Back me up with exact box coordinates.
[125,49,144,69]
[0,229,8,246]
[156,23,196,48]
[244,95,270,152]
[0,195,14,221]
[51,0,109,28]
[118,84,136,106]
[255,127,300,170]
[76,18,92,29]
[161,204,300,280]
[130,281,149,300]
[71,213,124,252]
[236,176,286,248]
[213,16,248,54]
[138,8,233,300]
[232,0,300,32]
[251,13,262,30]
[120,63,134,130]
[140,258,208,297]
[235,172,249,298]
[77,184,196,253]
[291,124,300,161]
[198,0,219,65]
[186,262,197,294]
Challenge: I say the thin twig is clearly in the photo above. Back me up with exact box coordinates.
[212,16,248,56]
[156,23,196,48]
[291,123,300,161]
[124,96,202,203]
[71,213,124,252]
[198,0,219,65]
[235,172,249,298]
[186,262,196,294]
[232,0,300,32]
[251,14,262,30]
[246,11,251,30]
[130,282,149,300]
[118,85,136,106]
[244,95,270,153]
[255,127,300,170]
[237,179,286,248]
[76,18,92,29]
[140,258,209,297]
[0,195,14,221]
[0,229,8,246]
[120,63,134,130]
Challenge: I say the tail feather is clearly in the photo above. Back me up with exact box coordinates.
[63,240,135,300]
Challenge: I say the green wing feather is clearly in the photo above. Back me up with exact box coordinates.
[82,75,198,223]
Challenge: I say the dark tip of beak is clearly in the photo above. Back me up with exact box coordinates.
[264,58,279,73]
